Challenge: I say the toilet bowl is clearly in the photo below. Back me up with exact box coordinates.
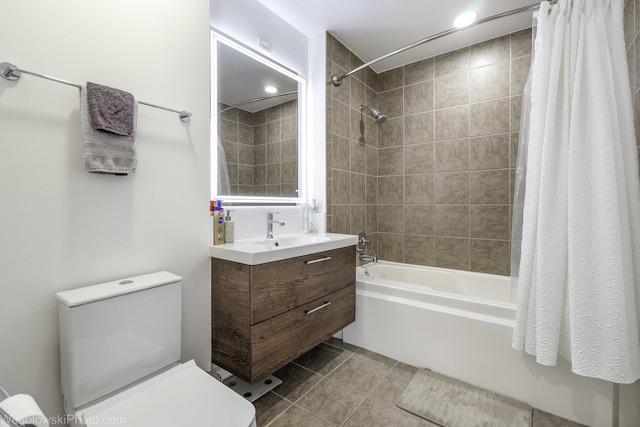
[57,271,255,427]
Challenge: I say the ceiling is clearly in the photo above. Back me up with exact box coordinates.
[255,0,538,73]
[217,42,298,113]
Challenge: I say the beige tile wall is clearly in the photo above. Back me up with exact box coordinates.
[328,4,638,276]
[327,30,531,276]
[218,99,298,197]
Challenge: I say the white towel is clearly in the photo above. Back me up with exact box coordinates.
[80,84,137,175]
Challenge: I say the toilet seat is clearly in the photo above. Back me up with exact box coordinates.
[68,360,255,427]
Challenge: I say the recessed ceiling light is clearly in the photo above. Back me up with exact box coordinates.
[453,11,477,28]
[265,85,278,94]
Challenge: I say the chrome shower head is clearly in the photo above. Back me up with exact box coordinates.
[360,105,387,124]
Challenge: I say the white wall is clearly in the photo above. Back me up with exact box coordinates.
[0,0,211,420]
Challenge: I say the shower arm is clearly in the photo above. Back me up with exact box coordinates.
[332,1,547,86]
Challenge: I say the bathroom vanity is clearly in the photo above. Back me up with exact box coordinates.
[210,234,357,383]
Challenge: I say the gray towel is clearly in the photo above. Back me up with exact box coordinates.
[81,84,137,175]
[87,82,135,137]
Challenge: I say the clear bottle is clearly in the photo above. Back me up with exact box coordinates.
[224,210,235,243]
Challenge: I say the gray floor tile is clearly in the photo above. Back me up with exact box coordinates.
[344,398,420,427]
[354,347,398,369]
[272,363,323,402]
[328,353,394,395]
[369,372,414,407]
[321,337,360,355]
[294,344,350,376]
[254,392,291,427]
[297,378,367,426]
[390,361,420,379]
[267,405,332,427]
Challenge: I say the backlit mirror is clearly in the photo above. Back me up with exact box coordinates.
[211,32,306,202]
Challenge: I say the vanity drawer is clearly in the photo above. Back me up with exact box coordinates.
[250,246,355,324]
[250,284,355,382]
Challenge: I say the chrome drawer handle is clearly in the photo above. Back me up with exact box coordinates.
[305,256,332,265]
[304,301,331,314]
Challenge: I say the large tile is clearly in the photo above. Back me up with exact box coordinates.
[470,98,509,137]
[328,352,395,395]
[435,106,469,141]
[404,113,434,145]
[331,205,350,235]
[378,68,404,91]
[295,344,350,377]
[297,378,367,427]
[332,169,351,204]
[404,205,434,235]
[273,363,324,403]
[405,81,434,114]
[369,372,414,407]
[434,172,469,204]
[434,139,469,172]
[266,121,281,143]
[268,405,332,427]
[332,100,350,138]
[366,175,378,205]
[404,174,434,204]
[351,173,366,204]
[511,56,531,96]
[434,204,469,237]
[255,392,292,427]
[355,348,398,368]
[350,204,366,235]
[470,62,509,102]
[350,108,366,143]
[435,237,470,270]
[469,205,510,240]
[435,72,469,109]
[378,147,404,176]
[344,398,420,427]
[378,204,404,233]
[511,95,523,131]
[404,58,434,85]
[469,170,509,204]
[405,143,434,174]
[469,35,510,68]
[470,239,510,276]
[378,234,405,262]
[378,176,404,204]
[435,47,469,78]
[404,235,435,266]
[379,88,404,118]
[281,116,297,140]
[470,134,510,170]
[351,140,366,174]
[379,117,404,148]
[351,78,366,110]
[511,29,533,59]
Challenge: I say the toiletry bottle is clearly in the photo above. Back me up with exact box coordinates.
[224,210,235,243]
[213,201,225,245]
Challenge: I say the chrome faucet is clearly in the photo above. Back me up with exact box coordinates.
[359,253,378,263]
[266,212,285,239]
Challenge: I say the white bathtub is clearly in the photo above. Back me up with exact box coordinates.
[343,261,617,427]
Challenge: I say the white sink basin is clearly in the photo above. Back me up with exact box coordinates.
[209,233,358,265]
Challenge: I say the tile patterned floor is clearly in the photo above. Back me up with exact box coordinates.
[252,338,587,427]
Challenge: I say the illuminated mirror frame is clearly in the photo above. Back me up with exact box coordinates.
[211,31,307,204]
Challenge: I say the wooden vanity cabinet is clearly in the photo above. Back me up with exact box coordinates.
[211,245,356,383]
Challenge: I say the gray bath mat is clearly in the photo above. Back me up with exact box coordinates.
[396,369,531,427]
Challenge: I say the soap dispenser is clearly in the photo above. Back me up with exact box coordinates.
[224,210,235,243]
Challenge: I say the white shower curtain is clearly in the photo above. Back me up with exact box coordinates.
[512,0,640,383]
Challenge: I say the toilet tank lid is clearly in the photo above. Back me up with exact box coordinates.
[56,271,182,308]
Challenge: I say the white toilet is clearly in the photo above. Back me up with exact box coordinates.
[56,271,256,427]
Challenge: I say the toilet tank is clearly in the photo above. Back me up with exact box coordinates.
[57,271,182,409]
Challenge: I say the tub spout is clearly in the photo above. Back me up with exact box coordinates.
[359,253,377,263]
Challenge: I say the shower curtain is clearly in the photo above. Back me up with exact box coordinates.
[512,0,640,383]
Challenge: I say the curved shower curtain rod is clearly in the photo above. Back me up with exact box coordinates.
[218,90,298,113]
[332,1,551,86]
